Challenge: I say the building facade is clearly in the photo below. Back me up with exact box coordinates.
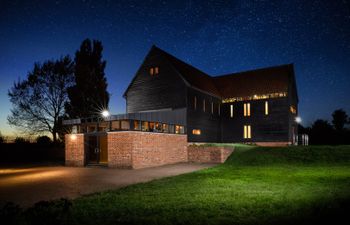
[123,46,299,145]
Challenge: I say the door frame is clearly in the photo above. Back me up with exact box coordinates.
[84,132,108,166]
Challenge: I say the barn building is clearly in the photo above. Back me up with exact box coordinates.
[64,46,299,168]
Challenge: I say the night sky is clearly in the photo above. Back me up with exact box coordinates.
[1,0,350,136]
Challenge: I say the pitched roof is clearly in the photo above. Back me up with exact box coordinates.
[153,46,222,97]
[124,45,295,99]
[212,64,293,98]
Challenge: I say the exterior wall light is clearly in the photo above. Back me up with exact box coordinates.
[295,116,302,124]
[101,110,110,118]
[70,134,77,141]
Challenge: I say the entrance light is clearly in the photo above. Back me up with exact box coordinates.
[101,110,110,118]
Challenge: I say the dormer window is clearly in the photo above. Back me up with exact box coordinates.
[150,67,159,76]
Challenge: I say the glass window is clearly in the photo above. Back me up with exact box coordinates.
[150,68,154,75]
[168,124,175,133]
[121,120,130,130]
[230,105,233,118]
[111,121,120,130]
[244,125,251,139]
[155,67,159,74]
[149,122,155,132]
[244,103,251,116]
[142,121,149,131]
[265,101,269,115]
[211,102,214,114]
[175,125,185,134]
[133,120,141,130]
[192,129,201,135]
[203,99,206,112]
[98,121,110,132]
[162,123,169,133]
[155,122,162,132]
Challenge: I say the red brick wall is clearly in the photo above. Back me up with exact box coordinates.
[188,145,234,163]
[108,131,188,169]
[65,134,85,166]
[107,132,134,168]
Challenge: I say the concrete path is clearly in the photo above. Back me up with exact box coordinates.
[0,163,216,207]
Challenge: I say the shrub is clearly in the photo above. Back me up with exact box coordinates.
[36,135,52,145]
[14,137,30,144]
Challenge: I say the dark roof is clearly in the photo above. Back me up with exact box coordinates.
[124,45,295,99]
[212,64,293,98]
[153,47,222,97]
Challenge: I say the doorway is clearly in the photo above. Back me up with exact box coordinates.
[85,132,108,166]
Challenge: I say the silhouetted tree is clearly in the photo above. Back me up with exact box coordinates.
[8,56,74,142]
[332,109,348,131]
[65,39,110,118]
[309,119,334,145]
[36,135,52,145]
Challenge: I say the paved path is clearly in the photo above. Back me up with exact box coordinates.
[0,163,215,207]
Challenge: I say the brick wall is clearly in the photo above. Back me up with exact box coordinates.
[65,134,85,166]
[188,145,234,163]
[108,131,188,169]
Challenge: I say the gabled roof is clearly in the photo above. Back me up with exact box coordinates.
[152,46,222,97]
[212,64,293,98]
[124,45,296,100]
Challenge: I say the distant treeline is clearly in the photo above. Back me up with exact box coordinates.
[299,109,350,145]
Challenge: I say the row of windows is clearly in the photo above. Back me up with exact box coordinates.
[192,125,252,139]
[193,96,220,115]
[230,102,268,118]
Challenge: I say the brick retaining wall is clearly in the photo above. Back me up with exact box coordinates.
[108,131,188,169]
[188,145,234,163]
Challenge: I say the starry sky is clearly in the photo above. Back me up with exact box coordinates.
[1,0,350,136]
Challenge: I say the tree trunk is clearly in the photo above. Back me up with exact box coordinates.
[52,131,57,142]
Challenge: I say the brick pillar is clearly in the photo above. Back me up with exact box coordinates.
[65,134,85,166]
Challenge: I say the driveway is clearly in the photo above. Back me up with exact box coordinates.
[0,163,215,207]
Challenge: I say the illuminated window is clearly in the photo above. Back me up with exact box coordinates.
[194,96,197,110]
[133,120,141,130]
[265,101,269,115]
[244,103,250,116]
[142,121,149,131]
[192,129,201,135]
[149,67,159,76]
[230,105,233,118]
[149,122,155,131]
[243,125,251,139]
[175,125,185,134]
[290,105,297,114]
[203,99,206,112]
[211,102,214,114]
[162,123,169,133]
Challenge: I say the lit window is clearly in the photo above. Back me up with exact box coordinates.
[203,99,206,112]
[142,121,149,131]
[194,96,197,110]
[192,129,201,135]
[244,103,250,116]
[265,101,269,115]
[133,120,141,130]
[244,125,251,139]
[149,67,159,76]
[290,105,297,114]
[211,102,214,114]
[230,105,233,118]
[162,123,169,133]
[175,125,185,134]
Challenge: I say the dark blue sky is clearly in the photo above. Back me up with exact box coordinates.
[1,0,350,136]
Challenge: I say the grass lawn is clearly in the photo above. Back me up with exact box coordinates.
[3,145,350,225]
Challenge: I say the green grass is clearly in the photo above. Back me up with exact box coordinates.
[68,145,350,225]
[4,145,350,225]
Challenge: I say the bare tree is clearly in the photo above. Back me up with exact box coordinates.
[8,56,74,142]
